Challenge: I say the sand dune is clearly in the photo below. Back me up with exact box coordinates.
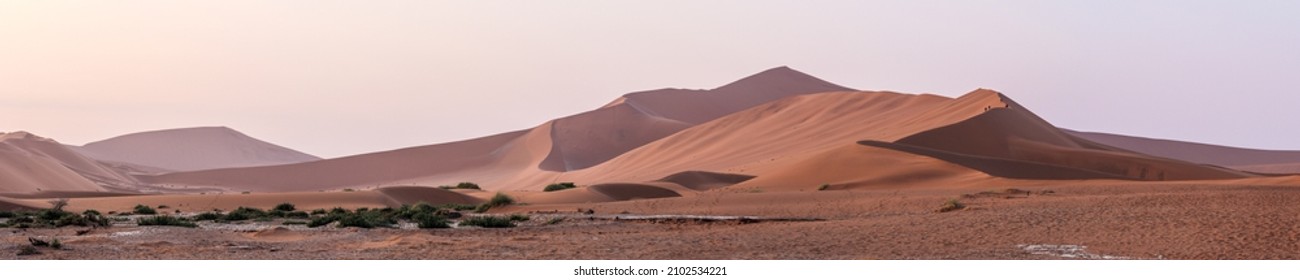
[74,127,321,172]
[145,67,849,192]
[1233,163,1300,174]
[1067,130,1300,167]
[561,91,974,184]
[587,183,683,201]
[654,171,755,191]
[374,186,483,205]
[141,130,532,192]
[893,92,1255,180]
[0,131,136,194]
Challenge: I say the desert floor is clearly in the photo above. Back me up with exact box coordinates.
[5,182,1299,260]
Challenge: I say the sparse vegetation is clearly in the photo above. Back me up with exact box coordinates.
[133,204,157,215]
[474,193,516,213]
[413,213,450,229]
[543,182,577,192]
[192,212,223,221]
[937,199,966,213]
[508,214,530,221]
[440,182,482,190]
[273,203,296,212]
[3,205,110,228]
[137,216,198,228]
[459,215,516,228]
[285,211,310,219]
[489,193,515,206]
[221,207,267,221]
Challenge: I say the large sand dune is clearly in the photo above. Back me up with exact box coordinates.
[142,67,851,191]
[1068,130,1300,173]
[74,126,321,172]
[0,132,136,194]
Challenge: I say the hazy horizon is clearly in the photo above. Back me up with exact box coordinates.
[3,1,1298,158]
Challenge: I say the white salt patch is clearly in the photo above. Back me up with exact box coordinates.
[1018,244,1129,260]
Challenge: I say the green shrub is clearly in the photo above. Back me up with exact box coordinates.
[268,210,288,218]
[335,212,393,229]
[439,182,482,190]
[0,211,16,218]
[286,211,310,219]
[222,207,267,221]
[441,204,477,211]
[273,203,296,212]
[133,205,157,215]
[488,193,514,207]
[543,182,577,192]
[310,209,327,215]
[474,204,492,213]
[307,216,337,228]
[55,214,88,227]
[413,213,450,229]
[459,216,516,228]
[192,212,223,221]
[508,214,530,221]
[137,216,198,228]
[50,238,62,249]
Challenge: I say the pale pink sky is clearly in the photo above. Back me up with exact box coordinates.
[3,1,1298,158]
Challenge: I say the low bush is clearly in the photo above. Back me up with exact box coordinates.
[413,213,450,229]
[137,216,198,228]
[285,211,310,219]
[307,216,337,228]
[508,214,530,221]
[133,204,157,215]
[488,193,514,207]
[273,203,296,212]
[439,182,482,190]
[192,212,223,221]
[459,216,516,228]
[543,182,577,192]
[222,207,267,221]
